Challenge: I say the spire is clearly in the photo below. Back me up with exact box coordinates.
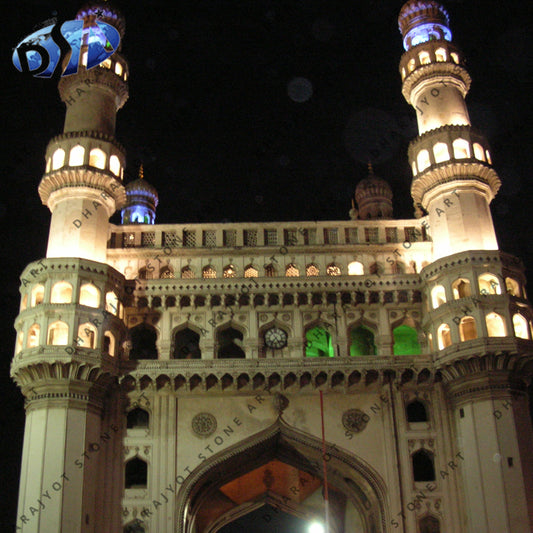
[353,165,393,220]
[139,163,144,179]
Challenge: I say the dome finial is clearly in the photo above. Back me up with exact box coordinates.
[139,163,144,179]
[367,161,374,175]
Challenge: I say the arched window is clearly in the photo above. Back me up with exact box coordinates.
[417,150,430,172]
[89,148,106,169]
[513,313,529,339]
[244,265,258,277]
[505,277,520,296]
[127,408,149,429]
[306,264,320,276]
[265,264,277,277]
[478,273,501,295]
[486,313,506,337]
[47,321,69,345]
[203,265,216,279]
[159,266,174,279]
[437,323,451,349]
[473,143,485,161]
[20,294,28,312]
[401,67,406,80]
[104,331,116,356]
[15,331,24,354]
[124,521,146,533]
[452,138,470,159]
[459,316,477,341]
[326,263,341,276]
[125,457,147,489]
[349,325,376,356]
[450,52,459,63]
[52,148,65,170]
[419,51,430,65]
[223,265,236,278]
[419,515,440,533]
[69,145,85,166]
[412,449,435,482]
[172,328,201,359]
[115,62,123,76]
[305,326,334,358]
[110,155,121,176]
[408,58,415,72]
[45,158,51,172]
[77,323,97,348]
[393,325,421,355]
[431,285,446,309]
[452,278,471,299]
[412,161,417,176]
[286,263,299,277]
[101,58,111,69]
[31,284,45,307]
[106,291,119,315]
[50,281,72,304]
[27,324,40,348]
[433,142,450,163]
[485,150,492,164]
[435,48,446,62]
[348,261,364,275]
[80,283,100,307]
[138,267,153,280]
[129,323,158,360]
[217,327,245,359]
[406,400,428,422]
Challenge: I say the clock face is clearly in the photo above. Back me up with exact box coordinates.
[264,327,288,349]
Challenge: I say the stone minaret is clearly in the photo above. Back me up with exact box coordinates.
[399,2,533,531]
[11,3,128,531]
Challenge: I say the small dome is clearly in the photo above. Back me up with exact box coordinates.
[126,178,159,203]
[121,165,158,225]
[353,164,393,220]
[76,2,126,39]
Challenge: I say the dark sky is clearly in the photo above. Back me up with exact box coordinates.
[2,0,533,528]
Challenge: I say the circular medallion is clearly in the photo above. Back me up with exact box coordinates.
[191,412,217,437]
[264,327,288,349]
[342,409,369,433]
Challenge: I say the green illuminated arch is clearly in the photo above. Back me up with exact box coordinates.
[393,324,421,355]
[305,326,334,357]
[349,325,377,356]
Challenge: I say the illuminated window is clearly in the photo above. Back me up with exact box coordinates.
[203,265,216,279]
[412,449,435,482]
[431,285,446,309]
[478,273,501,295]
[77,323,97,349]
[459,316,477,341]
[435,48,447,62]
[172,328,201,359]
[265,264,277,277]
[417,150,430,172]
[486,313,506,337]
[180,266,193,279]
[106,292,119,315]
[244,265,258,277]
[217,327,245,359]
[115,62,123,76]
[20,294,28,311]
[450,52,459,63]
[393,325,421,355]
[45,158,51,172]
[89,148,106,169]
[52,148,65,170]
[104,331,116,356]
[412,161,417,176]
[101,58,111,69]
[401,67,406,80]
[286,263,299,277]
[419,51,430,64]
[485,150,492,164]
[27,324,40,348]
[433,142,450,163]
[513,313,529,339]
[160,266,174,279]
[15,331,24,354]
[124,72,128,81]
[110,155,121,176]
[306,264,320,276]
[473,143,485,161]
[348,261,364,275]
[223,265,237,278]
[452,278,471,299]
[349,325,376,356]
[80,283,100,307]
[81,51,88,66]
[452,139,470,159]
[69,145,85,166]
[326,263,341,276]
[437,323,451,349]
[306,326,334,357]
[50,281,72,304]
[125,457,147,489]
[31,284,44,307]
[408,58,416,72]
[47,321,69,345]
[505,277,520,296]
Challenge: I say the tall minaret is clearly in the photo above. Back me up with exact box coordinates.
[398,3,533,532]
[11,4,128,532]
[39,3,127,263]
[398,0,500,260]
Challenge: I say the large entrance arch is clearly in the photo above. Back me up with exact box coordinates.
[177,421,388,533]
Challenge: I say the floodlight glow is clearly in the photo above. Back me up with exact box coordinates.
[308,522,325,533]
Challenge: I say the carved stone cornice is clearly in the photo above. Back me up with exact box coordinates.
[46,130,125,155]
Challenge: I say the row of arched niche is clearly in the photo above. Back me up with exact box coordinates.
[46,146,123,178]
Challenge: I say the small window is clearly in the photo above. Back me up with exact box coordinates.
[478,273,501,295]
[486,313,506,337]
[172,328,201,359]
[419,515,440,533]
[110,155,121,176]
[264,229,278,246]
[80,283,100,307]
[27,324,40,348]
[433,142,450,163]
[450,52,459,63]
[412,449,435,482]
[127,408,149,429]
[69,145,85,166]
[77,323,97,349]
[459,316,477,341]
[125,457,147,489]
[306,326,334,358]
[326,263,341,276]
[244,265,258,277]
[453,138,470,159]
[115,62,123,76]
[473,143,485,161]
[129,323,158,360]
[306,264,320,277]
[412,161,417,176]
[217,327,245,359]
[265,264,277,277]
[286,263,299,277]
[104,331,115,356]
[15,331,24,354]
[101,58,111,69]
[203,265,216,279]
[452,278,471,299]
[349,325,376,356]
[160,266,175,279]
[20,294,28,312]
[47,321,69,345]
[431,285,446,309]
[52,148,65,170]
[505,278,520,297]
[406,400,428,422]
[417,149,430,172]
[393,325,421,355]
[31,284,45,307]
[106,291,119,315]
[419,51,430,65]
[435,48,446,62]
[437,323,451,349]
[89,148,106,169]
[513,313,529,339]
[408,58,416,72]
[50,281,73,304]
[348,261,364,275]
[223,265,237,278]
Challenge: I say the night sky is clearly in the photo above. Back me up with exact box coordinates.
[2,0,533,528]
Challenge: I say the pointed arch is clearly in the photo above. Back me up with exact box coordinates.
[171,324,202,359]
[175,421,388,533]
